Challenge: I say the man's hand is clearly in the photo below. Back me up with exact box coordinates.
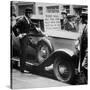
[36,27,41,32]
[18,34,23,39]
[18,33,27,39]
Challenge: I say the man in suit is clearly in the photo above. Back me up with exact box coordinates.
[61,10,68,30]
[13,8,36,73]
[64,14,76,32]
[80,11,88,64]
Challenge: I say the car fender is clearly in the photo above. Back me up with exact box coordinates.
[39,48,75,67]
[37,37,54,52]
[54,48,74,57]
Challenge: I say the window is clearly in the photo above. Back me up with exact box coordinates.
[46,6,59,13]
[38,7,43,15]
[63,5,70,14]
[18,5,34,15]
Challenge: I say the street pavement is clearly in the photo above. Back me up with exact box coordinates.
[11,68,69,89]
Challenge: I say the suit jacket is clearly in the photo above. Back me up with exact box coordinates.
[64,21,76,32]
[13,16,35,37]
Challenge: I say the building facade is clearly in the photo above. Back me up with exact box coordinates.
[11,1,88,31]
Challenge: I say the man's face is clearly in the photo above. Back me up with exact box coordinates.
[71,17,75,23]
[11,16,16,27]
[27,12,32,18]
[62,14,67,19]
[11,16,16,22]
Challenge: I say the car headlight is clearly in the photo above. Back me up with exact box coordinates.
[75,40,80,51]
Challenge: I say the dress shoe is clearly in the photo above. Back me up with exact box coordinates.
[21,70,30,73]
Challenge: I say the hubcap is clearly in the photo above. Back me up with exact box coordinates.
[58,65,70,79]
[40,47,47,58]
[38,45,49,63]
[59,66,67,74]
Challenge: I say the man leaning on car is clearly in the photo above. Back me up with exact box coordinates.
[12,8,35,73]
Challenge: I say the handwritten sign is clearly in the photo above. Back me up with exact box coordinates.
[44,6,61,32]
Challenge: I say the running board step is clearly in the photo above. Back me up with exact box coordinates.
[11,57,39,66]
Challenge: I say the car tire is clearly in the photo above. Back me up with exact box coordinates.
[37,41,52,64]
[53,57,74,83]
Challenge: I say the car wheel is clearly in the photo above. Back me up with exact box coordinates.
[37,42,51,64]
[53,57,74,83]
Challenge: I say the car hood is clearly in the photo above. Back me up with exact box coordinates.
[45,30,81,40]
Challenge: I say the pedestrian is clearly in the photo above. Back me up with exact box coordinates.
[64,14,76,32]
[11,13,16,28]
[75,11,87,35]
[80,11,88,34]
[12,8,36,73]
[11,13,17,51]
[61,10,68,30]
[80,11,88,62]
[74,15,81,32]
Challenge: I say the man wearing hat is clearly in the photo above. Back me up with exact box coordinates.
[13,8,36,73]
[77,10,88,34]
[80,11,88,25]
[64,14,76,32]
[80,10,88,62]
[61,10,68,30]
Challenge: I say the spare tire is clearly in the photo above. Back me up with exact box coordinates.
[37,41,52,64]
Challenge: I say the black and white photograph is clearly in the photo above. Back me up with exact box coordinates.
[10,1,88,89]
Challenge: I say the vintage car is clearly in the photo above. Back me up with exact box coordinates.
[11,27,82,83]
[11,16,87,83]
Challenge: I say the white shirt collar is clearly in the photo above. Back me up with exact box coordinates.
[24,15,30,24]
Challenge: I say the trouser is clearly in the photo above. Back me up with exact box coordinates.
[19,35,37,72]
[19,36,29,72]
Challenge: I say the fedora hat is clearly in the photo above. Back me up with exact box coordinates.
[61,10,67,14]
[25,8,33,13]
